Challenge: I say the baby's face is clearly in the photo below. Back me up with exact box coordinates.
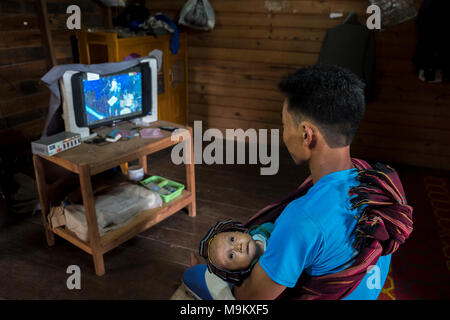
[209,231,258,271]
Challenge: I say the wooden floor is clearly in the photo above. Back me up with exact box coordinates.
[2,144,448,299]
[0,146,308,299]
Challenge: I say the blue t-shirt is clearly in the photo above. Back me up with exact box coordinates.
[259,168,390,300]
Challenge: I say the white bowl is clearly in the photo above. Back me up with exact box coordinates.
[128,165,144,181]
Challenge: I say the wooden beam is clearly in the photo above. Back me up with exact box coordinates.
[106,6,113,29]
[92,0,114,29]
[35,0,56,68]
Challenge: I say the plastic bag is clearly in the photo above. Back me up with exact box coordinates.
[179,0,215,31]
[63,183,162,242]
[98,0,126,7]
[370,0,417,29]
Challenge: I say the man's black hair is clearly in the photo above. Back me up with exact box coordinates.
[278,64,365,148]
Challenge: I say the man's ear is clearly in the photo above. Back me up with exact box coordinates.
[299,122,315,148]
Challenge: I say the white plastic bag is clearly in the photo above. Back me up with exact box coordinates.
[98,0,126,7]
[179,0,215,31]
[64,183,162,242]
[370,0,417,28]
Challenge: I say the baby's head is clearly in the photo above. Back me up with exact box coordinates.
[209,231,259,271]
[199,220,260,284]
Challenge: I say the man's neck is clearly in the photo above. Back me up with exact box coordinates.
[309,146,354,184]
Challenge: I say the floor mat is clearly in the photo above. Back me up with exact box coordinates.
[379,172,450,299]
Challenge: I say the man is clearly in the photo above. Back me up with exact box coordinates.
[184,64,411,300]
[233,64,391,300]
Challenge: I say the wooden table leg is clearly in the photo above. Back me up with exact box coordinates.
[79,164,105,276]
[185,128,196,218]
[139,155,148,174]
[119,163,128,174]
[32,155,55,246]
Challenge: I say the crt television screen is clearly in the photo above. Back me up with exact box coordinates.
[71,64,152,128]
[83,69,143,125]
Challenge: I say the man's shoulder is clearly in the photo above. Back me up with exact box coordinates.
[286,181,347,214]
[307,169,358,202]
[280,171,358,228]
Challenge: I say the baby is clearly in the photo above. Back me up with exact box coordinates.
[199,219,274,284]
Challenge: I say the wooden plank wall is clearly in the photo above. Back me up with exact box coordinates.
[0,0,104,140]
[0,0,50,139]
[46,0,106,65]
[146,0,450,170]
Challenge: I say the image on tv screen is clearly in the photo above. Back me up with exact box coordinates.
[82,71,143,125]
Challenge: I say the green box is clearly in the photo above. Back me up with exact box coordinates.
[140,175,185,203]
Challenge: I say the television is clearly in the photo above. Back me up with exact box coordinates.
[60,58,158,139]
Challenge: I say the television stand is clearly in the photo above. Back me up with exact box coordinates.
[32,120,196,276]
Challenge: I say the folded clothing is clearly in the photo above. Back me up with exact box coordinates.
[140,128,163,138]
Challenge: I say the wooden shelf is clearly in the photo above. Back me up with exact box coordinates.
[33,120,196,276]
[100,190,192,253]
[52,190,192,255]
[53,226,93,254]
[39,120,186,175]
